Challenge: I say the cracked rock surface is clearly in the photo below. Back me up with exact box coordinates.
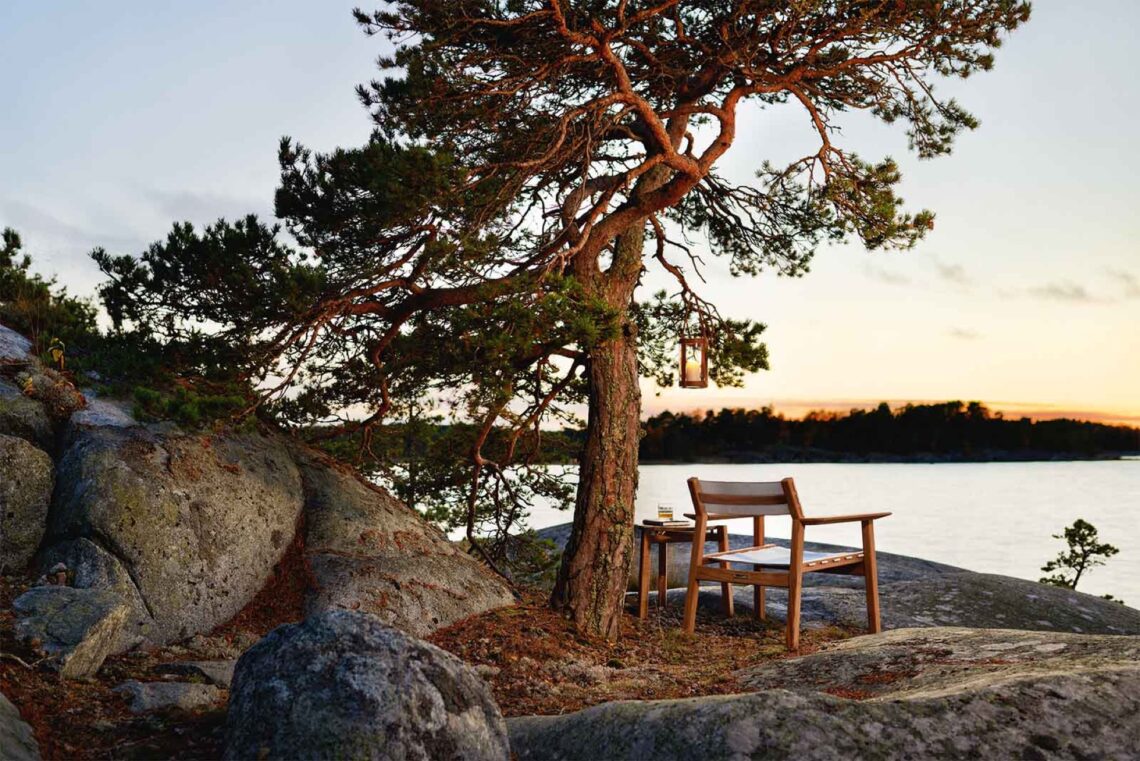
[12,585,130,679]
[297,448,514,637]
[738,626,1140,696]
[152,659,237,688]
[40,425,303,645]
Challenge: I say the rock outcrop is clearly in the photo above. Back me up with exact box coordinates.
[153,659,237,688]
[0,323,33,361]
[12,585,130,678]
[113,681,222,714]
[36,537,154,650]
[0,433,54,571]
[738,626,1140,695]
[0,326,83,431]
[298,450,514,637]
[67,390,136,430]
[42,425,304,644]
[3,320,513,658]
[0,691,40,761]
[766,570,1140,635]
[225,610,510,761]
[0,378,53,450]
[509,627,1140,761]
[539,523,1140,635]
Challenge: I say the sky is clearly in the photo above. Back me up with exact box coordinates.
[2,1,1138,425]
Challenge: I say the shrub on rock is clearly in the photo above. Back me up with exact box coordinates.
[225,610,509,761]
[15,367,85,422]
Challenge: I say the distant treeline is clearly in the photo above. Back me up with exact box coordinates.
[638,402,1140,462]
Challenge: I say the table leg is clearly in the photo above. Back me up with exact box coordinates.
[718,526,734,617]
[657,540,668,609]
[638,529,650,620]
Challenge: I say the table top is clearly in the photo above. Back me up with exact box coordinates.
[636,521,714,534]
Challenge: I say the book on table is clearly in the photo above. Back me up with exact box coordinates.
[643,518,691,527]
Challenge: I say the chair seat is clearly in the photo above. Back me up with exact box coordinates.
[708,546,862,568]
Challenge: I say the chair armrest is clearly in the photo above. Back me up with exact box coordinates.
[799,512,891,525]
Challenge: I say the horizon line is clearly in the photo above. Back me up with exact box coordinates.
[640,397,1140,428]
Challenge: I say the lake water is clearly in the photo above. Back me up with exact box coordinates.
[522,461,1140,603]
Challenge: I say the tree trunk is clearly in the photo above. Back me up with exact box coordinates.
[552,213,648,640]
[551,320,641,639]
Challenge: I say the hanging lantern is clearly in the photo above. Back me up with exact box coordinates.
[679,334,709,388]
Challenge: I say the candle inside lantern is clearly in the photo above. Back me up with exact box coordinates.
[683,355,701,383]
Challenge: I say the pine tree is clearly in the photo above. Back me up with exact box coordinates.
[96,1,1031,639]
[1040,519,1119,591]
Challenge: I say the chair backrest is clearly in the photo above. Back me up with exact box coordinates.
[687,477,804,520]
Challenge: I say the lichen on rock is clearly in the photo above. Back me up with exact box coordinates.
[509,628,1140,761]
[296,448,515,637]
[41,425,304,644]
[0,433,54,572]
[225,610,510,761]
[0,378,53,450]
[12,585,130,679]
[113,680,221,714]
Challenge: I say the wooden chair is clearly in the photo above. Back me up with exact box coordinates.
[681,477,890,650]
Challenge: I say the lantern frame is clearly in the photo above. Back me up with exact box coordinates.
[679,334,709,389]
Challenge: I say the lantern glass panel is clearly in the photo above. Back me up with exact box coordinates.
[679,336,708,388]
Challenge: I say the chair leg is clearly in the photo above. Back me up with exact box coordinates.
[717,526,734,617]
[637,530,650,620]
[682,571,700,634]
[862,520,882,633]
[786,574,801,650]
[752,516,765,621]
[787,520,804,651]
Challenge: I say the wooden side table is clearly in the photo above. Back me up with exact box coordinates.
[636,523,733,619]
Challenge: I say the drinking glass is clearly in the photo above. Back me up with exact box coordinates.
[657,503,675,520]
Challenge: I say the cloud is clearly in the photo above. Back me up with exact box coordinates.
[0,198,149,296]
[139,186,270,226]
[948,327,980,340]
[0,198,91,241]
[863,263,911,285]
[1106,268,1140,299]
[0,197,148,258]
[1026,281,1104,303]
[933,259,972,287]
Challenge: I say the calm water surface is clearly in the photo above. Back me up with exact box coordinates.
[522,461,1140,602]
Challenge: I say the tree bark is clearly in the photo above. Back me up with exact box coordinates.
[550,319,641,640]
[552,218,648,640]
